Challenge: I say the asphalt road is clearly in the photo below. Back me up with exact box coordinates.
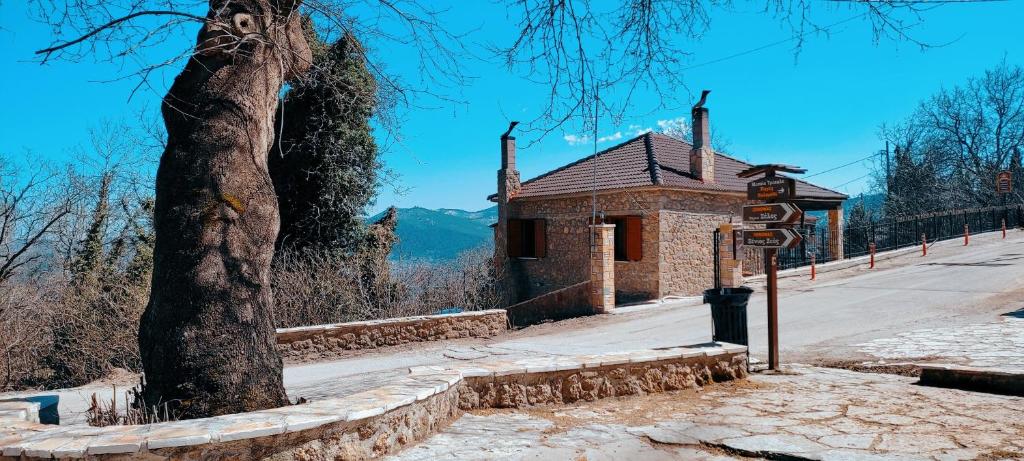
[285,230,1024,398]
[496,230,1024,363]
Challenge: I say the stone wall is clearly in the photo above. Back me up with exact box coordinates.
[0,343,746,460]
[505,188,745,302]
[659,210,739,297]
[458,351,748,409]
[504,281,592,327]
[276,310,508,361]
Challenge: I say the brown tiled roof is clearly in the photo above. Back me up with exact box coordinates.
[492,132,847,201]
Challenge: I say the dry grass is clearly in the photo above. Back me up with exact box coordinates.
[86,380,179,426]
[273,246,503,328]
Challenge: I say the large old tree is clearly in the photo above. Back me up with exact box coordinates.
[136,0,310,417]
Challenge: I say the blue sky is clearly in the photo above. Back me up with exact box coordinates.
[2,1,1022,214]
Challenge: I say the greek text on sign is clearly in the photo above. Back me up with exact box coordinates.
[742,203,803,224]
[996,170,1012,194]
[747,177,795,201]
[742,228,802,249]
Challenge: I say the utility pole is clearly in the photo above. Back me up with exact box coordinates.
[884,141,891,194]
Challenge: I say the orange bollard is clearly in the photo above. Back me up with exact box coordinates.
[964,224,969,245]
[922,233,927,256]
[810,254,816,280]
[1003,219,1007,239]
[869,243,876,269]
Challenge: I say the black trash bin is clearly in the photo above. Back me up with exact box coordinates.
[703,286,753,346]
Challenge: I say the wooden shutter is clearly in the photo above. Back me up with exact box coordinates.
[507,219,522,258]
[533,219,547,258]
[625,216,643,261]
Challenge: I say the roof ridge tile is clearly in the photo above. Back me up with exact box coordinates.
[643,132,663,185]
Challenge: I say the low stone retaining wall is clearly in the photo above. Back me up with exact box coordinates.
[505,281,593,327]
[276,309,508,360]
[0,343,746,460]
[457,346,747,409]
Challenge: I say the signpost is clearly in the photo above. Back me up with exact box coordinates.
[738,164,806,372]
[742,228,802,249]
[996,170,1012,194]
[747,176,795,201]
[742,203,802,225]
[997,171,1012,230]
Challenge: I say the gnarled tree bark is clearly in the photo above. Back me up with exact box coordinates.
[138,0,310,419]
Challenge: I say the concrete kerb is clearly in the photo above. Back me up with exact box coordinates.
[918,363,1024,397]
[0,343,748,460]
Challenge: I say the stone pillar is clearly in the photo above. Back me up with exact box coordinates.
[717,223,743,288]
[590,224,615,313]
[828,205,844,260]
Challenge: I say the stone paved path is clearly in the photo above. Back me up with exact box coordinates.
[855,312,1024,372]
[390,365,1024,460]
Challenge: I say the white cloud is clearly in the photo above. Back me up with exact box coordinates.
[597,131,622,143]
[563,134,590,146]
[657,116,690,141]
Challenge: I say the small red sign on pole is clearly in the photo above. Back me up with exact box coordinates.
[997,171,1012,194]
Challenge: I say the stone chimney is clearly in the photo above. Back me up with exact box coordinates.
[494,122,522,299]
[498,122,521,207]
[690,90,715,183]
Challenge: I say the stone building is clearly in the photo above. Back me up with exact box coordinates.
[490,97,847,306]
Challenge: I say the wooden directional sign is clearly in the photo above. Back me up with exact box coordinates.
[747,176,796,201]
[996,170,1012,194]
[742,203,803,224]
[742,228,802,249]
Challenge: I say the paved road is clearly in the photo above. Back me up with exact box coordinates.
[286,230,1024,399]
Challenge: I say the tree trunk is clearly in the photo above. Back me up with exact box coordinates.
[138,0,310,419]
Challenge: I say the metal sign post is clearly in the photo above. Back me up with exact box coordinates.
[738,164,806,372]
[997,171,1012,228]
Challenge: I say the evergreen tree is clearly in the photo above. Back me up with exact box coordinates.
[883,145,940,217]
[271,27,380,254]
[846,195,873,253]
[70,172,112,281]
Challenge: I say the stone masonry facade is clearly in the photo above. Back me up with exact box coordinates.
[658,210,739,296]
[504,188,747,302]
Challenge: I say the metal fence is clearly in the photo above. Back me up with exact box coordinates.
[743,204,1024,275]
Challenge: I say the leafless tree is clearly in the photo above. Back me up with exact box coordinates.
[0,157,77,287]
[876,60,1024,214]
[497,0,975,140]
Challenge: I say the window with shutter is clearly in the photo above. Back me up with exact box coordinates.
[533,219,546,258]
[608,216,642,261]
[507,218,546,258]
[507,219,523,258]
[625,216,643,261]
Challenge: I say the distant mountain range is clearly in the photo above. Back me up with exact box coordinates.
[843,193,885,217]
[370,206,496,261]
